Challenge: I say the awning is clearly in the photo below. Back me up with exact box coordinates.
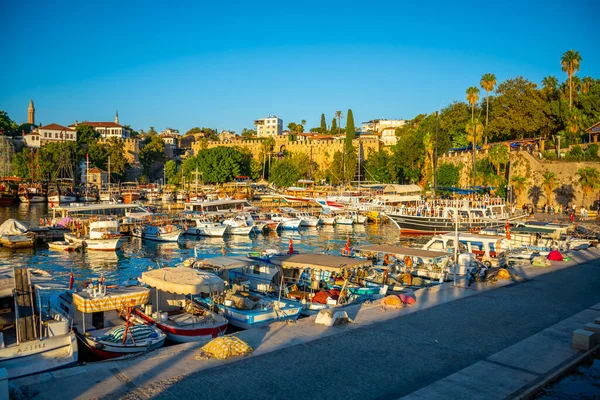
[354,245,449,258]
[270,254,372,272]
[72,286,150,313]
[142,267,224,295]
[382,184,422,195]
[199,256,256,270]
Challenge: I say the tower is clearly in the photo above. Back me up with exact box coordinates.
[115,110,119,124]
[28,99,35,125]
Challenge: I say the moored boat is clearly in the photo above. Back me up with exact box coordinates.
[121,182,140,204]
[132,224,182,242]
[0,219,35,249]
[64,220,127,251]
[48,241,81,252]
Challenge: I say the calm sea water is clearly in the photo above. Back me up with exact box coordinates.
[0,203,413,288]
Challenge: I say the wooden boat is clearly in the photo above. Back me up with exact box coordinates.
[0,268,78,378]
[57,284,165,360]
[18,183,46,203]
[48,241,81,252]
[192,256,302,329]
[0,179,18,205]
[64,220,127,251]
[0,219,35,249]
[135,267,228,343]
[121,182,140,204]
[132,224,182,242]
[47,178,77,204]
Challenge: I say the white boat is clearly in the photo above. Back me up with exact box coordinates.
[0,219,35,249]
[320,214,336,225]
[423,232,511,268]
[223,218,254,236]
[185,219,228,237]
[18,184,46,203]
[135,267,228,343]
[335,214,355,225]
[0,268,78,378]
[270,213,302,230]
[48,241,81,252]
[161,191,175,202]
[132,224,182,242]
[64,220,126,251]
[281,208,321,227]
[57,283,165,360]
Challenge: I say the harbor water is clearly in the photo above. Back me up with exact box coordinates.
[0,203,415,288]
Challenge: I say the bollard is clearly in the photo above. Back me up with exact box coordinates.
[573,329,596,351]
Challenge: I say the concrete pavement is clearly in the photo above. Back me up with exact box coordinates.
[12,248,600,400]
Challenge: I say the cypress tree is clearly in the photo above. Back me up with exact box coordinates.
[330,117,337,135]
[320,114,327,133]
[345,109,355,145]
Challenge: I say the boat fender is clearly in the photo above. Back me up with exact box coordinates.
[166,226,173,234]
[94,342,105,349]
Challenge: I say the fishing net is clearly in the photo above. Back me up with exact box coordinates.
[196,336,253,360]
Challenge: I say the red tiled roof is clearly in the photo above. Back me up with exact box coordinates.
[88,167,106,174]
[70,122,123,128]
[39,123,75,132]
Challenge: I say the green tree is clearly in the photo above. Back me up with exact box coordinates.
[488,144,510,175]
[260,137,275,179]
[185,127,203,136]
[139,134,165,179]
[240,128,256,138]
[335,110,343,136]
[0,111,18,136]
[541,171,557,206]
[511,175,528,201]
[575,167,599,206]
[165,160,178,184]
[330,117,337,135]
[269,158,301,187]
[480,73,497,143]
[12,148,33,179]
[437,163,461,187]
[364,149,393,183]
[466,86,480,186]
[345,109,355,143]
[182,146,251,184]
[561,50,582,109]
[542,76,559,100]
[320,114,327,133]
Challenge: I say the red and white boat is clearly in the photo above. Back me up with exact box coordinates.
[135,267,228,343]
[58,284,166,360]
[121,182,140,204]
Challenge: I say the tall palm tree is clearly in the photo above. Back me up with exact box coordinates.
[542,76,559,100]
[560,50,582,109]
[541,171,557,206]
[489,144,510,175]
[335,111,343,136]
[466,86,480,187]
[581,77,593,94]
[480,73,496,144]
[576,167,600,206]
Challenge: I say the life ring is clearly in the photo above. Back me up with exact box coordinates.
[166,226,173,234]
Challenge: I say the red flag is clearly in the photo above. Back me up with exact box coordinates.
[69,272,74,290]
[345,237,351,252]
[288,238,294,254]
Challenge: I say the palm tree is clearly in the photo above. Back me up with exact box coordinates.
[335,111,343,136]
[581,76,593,94]
[466,86,480,187]
[489,144,510,175]
[542,76,559,99]
[576,167,600,206]
[511,175,528,204]
[541,171,557,206]
[480,73,496,144]
[261,137,275,179]
[560,50,582,109]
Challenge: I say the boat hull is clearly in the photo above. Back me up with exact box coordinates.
[64,233,126,251]
[217,301,302,329]
[19,195,46,203]
[77,331,165,360]
[134,309,228,343]
[386,213,506,235]
[122,194,140,204]
[185,226,227,237]
[0,332,78,379]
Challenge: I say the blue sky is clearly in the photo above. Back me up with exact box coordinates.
[1,0,598,134]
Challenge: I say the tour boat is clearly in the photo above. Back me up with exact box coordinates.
[184,218,228,237]
[269,213,302,230]
[64,220,127,251]
[0,268,78,378]
[57,284,166,360]
[422,232,510,268]
[47,179,77,205]
[192,256,302,329]
[121,182,140,204]
[135,267,228,343]
[0,219,35,249]
[132,224,183,242]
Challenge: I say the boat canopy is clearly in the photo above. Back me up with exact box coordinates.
[72,286,150,313]
[199,256,256,270]
[142,267,224,294]
[354,244,449,259]
[0,219,29,235]
[382,184,422,195]
[270,254,372,272]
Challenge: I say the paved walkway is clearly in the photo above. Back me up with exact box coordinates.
[12,248,600,400]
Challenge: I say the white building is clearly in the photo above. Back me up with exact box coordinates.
[24,123,77,148]
[362,119,406,146]
[254,116,283,137]
[70,112,130,139]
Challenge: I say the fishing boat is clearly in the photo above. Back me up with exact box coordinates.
[281,208,321,227]
[0,268,78,378]
[0,179,18,205]
[422,232,510,268]
[0,219,35,249]
[334,213,355,226]
[48,241,81,252]
[132,224,183,242]
[191,256,302,329]
[269,212,302,230]
[64,220,127,251]
[270,254,382,315]
[47,178,77,204]
[319,213,337,225]
[184,217,228,237]
[57,283,166,360]
[18,183,46,203]
[121,182,140,204]
[134,267,228,343]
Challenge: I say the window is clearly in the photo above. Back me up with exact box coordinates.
[55,132,58,138]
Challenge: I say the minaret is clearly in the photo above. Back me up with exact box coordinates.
[115,110,119,124]
[28,99,35,125]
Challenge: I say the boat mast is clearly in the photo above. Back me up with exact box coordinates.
[108,156,111,193]
[86,153,89,198]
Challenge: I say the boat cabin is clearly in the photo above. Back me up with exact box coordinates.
[423,232,509,267]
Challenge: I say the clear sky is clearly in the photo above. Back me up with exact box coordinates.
[1,0,598,134]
